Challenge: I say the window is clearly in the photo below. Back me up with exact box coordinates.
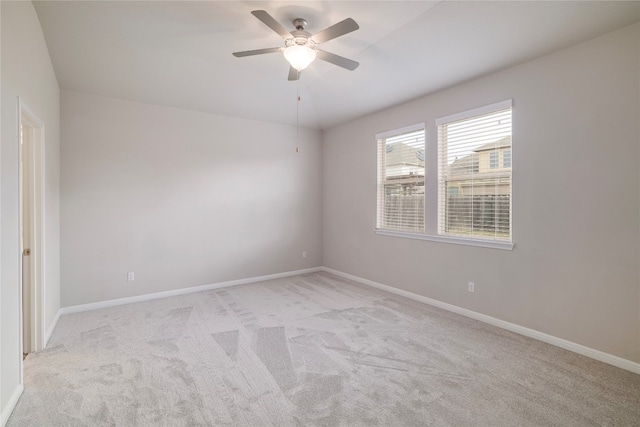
[376,124,425,232]
[503,149,511,168]
[437,100,512,241]
[489,151,499,169]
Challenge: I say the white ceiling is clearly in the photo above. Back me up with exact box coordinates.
[34,1,640,130]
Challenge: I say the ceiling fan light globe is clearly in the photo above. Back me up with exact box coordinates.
[284,45,316,71]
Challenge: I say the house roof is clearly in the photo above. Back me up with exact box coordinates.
[474,136,512,153]
[449,153,479,175]
[385,142,424,168]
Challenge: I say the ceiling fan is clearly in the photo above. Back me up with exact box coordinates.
[233,10,360,81]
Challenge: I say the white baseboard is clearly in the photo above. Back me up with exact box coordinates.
[50,265,640,375]
[321,267,640,375]
[59,267,323,316]
[1,384,23,427]
[44,309,62,348]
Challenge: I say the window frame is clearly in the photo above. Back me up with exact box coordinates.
[375,123,426,233]
[437,100,513,243]
[374,100,514,251]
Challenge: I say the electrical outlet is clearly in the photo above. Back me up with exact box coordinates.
[128,272,135,281]
[468,282,475,293]
[302,251,307,258]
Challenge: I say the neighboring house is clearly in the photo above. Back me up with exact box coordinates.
[446,136,511,196]
[380,141,425,231]
[383,142,425,196]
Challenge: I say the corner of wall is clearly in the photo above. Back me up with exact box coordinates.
[0,384,23,427]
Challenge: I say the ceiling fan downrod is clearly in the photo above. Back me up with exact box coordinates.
[292,18,307,31]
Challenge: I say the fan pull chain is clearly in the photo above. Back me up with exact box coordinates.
[296,74,300,153]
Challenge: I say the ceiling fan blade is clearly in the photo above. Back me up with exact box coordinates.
[251,10,292,40]
[233,47,283,57]
[288,66,301,81]
[316,49,359,71]
[312,18,359,44]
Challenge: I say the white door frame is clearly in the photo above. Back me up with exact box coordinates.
[18,98,45,364]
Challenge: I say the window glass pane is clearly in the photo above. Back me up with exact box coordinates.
[383,183,425,231]
[438,106,512,241]
[377,127,425,232]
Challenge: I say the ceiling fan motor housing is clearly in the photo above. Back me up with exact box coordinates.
[286,30,316,48]
[292,18,308,31]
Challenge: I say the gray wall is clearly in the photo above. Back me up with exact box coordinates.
[322,24,640,363]
[1,0,61,415]
[61,91,322,307]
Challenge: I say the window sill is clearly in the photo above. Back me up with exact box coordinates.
[374,229,514,251]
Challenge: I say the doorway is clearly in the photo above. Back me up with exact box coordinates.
[19,101,45,358]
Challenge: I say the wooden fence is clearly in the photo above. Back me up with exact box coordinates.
[383,194,510,236]
[383,195,424,231]
[446,195,510,236]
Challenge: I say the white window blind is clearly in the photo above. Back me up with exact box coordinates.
[376,124,425,232]
[437,101,512,241]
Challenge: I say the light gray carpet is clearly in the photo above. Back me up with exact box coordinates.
[7,272,640,426]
